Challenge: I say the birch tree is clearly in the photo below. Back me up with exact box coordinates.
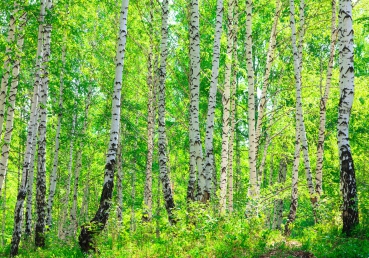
[35,16,53,247]
[199,0,224,202]
[157,0,175,223]
[315,0,337,196]
[219,0,235,214]
[187,0,203,201]
[337,0,358,235]
[78,0,129,252]
[245,0,258,214]
[10,0,49,254]
[272,157,287,230]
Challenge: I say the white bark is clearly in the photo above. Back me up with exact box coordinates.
[0,8,26,197]
[338,0,358,235]
[254,0,281,149]
[199,0,224,202]
[116,136,124,222]
[10,1,48,255]
[289,0,317,211]
[157,0,175,223]
[79,0,129,252]
[220,0,235,214]
[0,5,16,144]
[187,0,203,201]
[245,0,257,215]
[46,41,66,227]
[315,0,337,196]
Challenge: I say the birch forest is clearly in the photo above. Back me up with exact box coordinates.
[0,0,369,257]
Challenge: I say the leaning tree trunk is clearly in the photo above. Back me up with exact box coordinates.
[78,0,129,252]
[272,157,287,230]
[245,0,258,216]
[315,0,337,196]
[219,0,235,214]
[35,18,53,247]
[0,3,17,194]
[187,0,203,201]
[116,135,124,222]
[10,1,48,255]
[46,41,66,228]
[199,0,224,203]
[284,124,301,236]
[157,0,175,223]
[337,0,358,236]
[143,3,155,221]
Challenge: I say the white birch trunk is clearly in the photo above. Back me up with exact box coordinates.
[35,17,52,247]
[116,137,124,222]
[0,9,26,197]
[0,4,16,144]
[254,0,281,149]
[219,0,235,214]
[199,0,224,202]
[315,0,337,196]
[337,0,358,235]
[284,124,301,236]
[46,41,66,227]
[79,0,129,252]
[187,0,203,201]
[10,1,48,255]
[289,0,317,213]
[245,0,257,215]
[157,0,175,223]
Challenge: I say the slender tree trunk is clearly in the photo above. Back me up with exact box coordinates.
[70,90,91,237]
[35,18,52,247]
[315,0,337,196]
[187,0,203,201]
[10,1,48,255]
[46,40,66,228]
[285,124,301,236]
[143,3,155,220]
[254,0,281,150]
[245,0,258,215]
[199,0,224,203]
[0,4,16,146]
[157,0,175,223]
[1,176,6,247]
[78,0,129,252]
[338,0,358,236]
[116,128,124,223]
[272,157,287,230]
[219,0,235,214]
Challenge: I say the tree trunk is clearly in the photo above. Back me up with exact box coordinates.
[116,130,124,223]
[187,0,203,201]
[157,0,175,223]
[35,20,52,247]
[46,40,66,228]
[10,1,48,255]
[285,124,301,236]
[245,0,257,216]
[315,0,337,196]
[338,0,358,236]
[272,158,287,230]
[219,0,235,214]
[143,3,155,220]
[199,0,224,203]
[78,0,129,252]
